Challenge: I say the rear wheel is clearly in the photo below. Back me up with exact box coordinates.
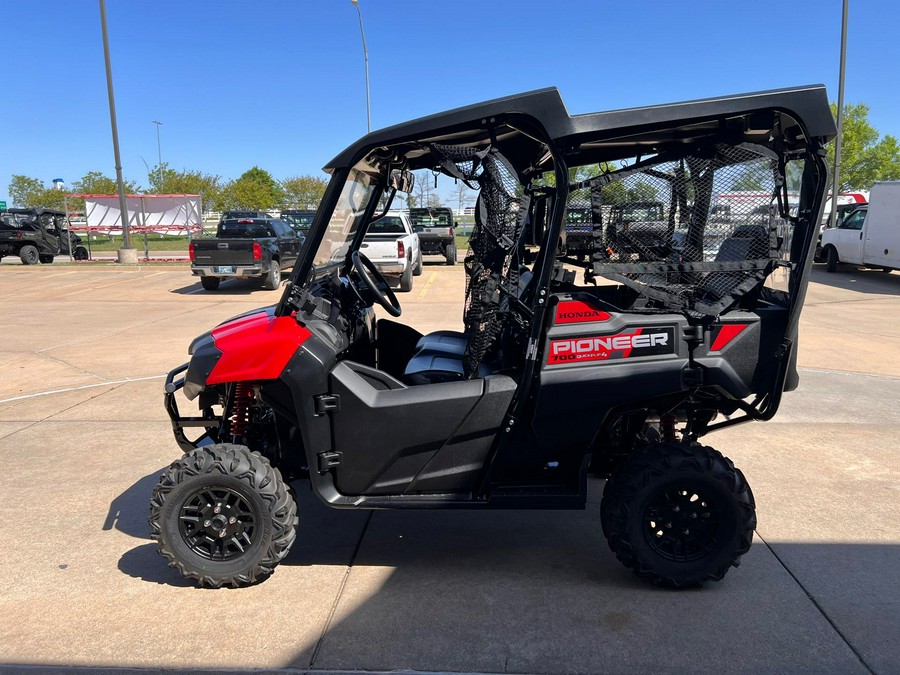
[263,264,281,290]
[445,242,457,265]
[19,245,39,265]
[200,276,220,291]
[39,254,54,264]
[149,444,298,588]
[601,442,755,587]
[825,246,840,273]
[399,264,413,292]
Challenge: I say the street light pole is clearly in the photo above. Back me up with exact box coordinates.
[152,120,163,188]
[351,0,371,133]
[98,0,133,260]
[830,0,849,229]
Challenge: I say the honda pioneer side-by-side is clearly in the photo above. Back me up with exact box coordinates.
[153,86,835,588]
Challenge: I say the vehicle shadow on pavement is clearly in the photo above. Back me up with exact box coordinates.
[294,541,900,674]
[809,266,900,295]
[103,470,160,539]
[112,471,624,589]
[169,279,286,295]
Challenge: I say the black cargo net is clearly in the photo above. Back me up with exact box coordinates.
[571,143,788,316]
[431,143,526,377]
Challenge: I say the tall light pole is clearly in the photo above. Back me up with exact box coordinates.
[350,0,371,133]
[152,120,163,188]
[830,0,849,228]
[98,0,134,260]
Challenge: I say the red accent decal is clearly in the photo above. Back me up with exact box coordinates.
[208,312,311,384]
[555,301,612,324]
[710,324,748,351]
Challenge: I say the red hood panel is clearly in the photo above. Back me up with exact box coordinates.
[208,312,311,385]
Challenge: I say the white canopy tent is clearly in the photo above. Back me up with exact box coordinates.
[69,194,203,236]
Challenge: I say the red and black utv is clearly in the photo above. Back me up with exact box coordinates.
[153,86,835,588]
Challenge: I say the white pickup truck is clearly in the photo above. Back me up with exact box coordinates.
[360,210,422,292]
[821,181,900,273]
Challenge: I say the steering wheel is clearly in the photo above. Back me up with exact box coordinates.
[350,250,402,317]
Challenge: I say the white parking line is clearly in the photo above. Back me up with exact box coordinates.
[0,375,166,404]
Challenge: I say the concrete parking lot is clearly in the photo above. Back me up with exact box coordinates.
[0,260,898,674]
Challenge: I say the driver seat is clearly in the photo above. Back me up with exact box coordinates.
[402,266,534,385]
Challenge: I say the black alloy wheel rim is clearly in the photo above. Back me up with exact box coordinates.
[177,486,258,561]
[642,482,723,562]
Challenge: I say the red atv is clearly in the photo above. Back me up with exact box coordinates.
[153,85,835,588]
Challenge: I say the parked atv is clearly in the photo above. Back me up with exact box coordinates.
[154,85,835,588]
[0,208,88,263]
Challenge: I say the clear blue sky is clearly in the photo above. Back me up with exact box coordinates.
[2,0,898,205]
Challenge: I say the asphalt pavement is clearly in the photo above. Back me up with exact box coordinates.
[0,261,897,674]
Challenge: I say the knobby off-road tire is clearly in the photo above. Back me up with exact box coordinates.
[445,242,457,265]
[825,246,840,273]
[200,276,220,291]
[601,442,756,588]
[19,245,39,265]
[263,264,281,290]
[149,444,298,588]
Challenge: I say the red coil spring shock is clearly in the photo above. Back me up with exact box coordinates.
[229,383,253,438]
[660,414,678,443]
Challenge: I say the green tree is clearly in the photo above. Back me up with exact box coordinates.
[71,171,140,195]
[148,163,222,209]
[828,102,900,190]
[729,169,765,192]
[219,167,283,211]
[281,175,327,209]
[625,180,659,202]
[8,175,66,209]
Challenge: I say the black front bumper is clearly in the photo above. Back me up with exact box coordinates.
[164,362,222,453]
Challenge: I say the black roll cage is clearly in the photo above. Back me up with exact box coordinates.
[271,86,835,502]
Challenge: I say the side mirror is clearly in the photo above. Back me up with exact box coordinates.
[390,169,415,194]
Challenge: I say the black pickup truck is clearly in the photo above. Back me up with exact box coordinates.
[189,217,302,291]
[0,208,88,264]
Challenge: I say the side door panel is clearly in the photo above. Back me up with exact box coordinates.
[326,361,517,496]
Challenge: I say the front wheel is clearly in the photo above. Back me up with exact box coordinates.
[601,442,755,587]
[73,246,89,261]
[825,246,840,273]
[149,444,298,588]
[262,264,281,290]
[19,245,39,265]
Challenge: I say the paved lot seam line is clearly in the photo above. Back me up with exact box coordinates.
[0,375,165,404]
[756,532,874,674]
[307,511,374,673]
[798,367,900,382]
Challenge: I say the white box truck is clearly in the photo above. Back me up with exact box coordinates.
[821,181,900,273]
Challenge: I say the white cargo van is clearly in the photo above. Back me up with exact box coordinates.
[821,181,900,273]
